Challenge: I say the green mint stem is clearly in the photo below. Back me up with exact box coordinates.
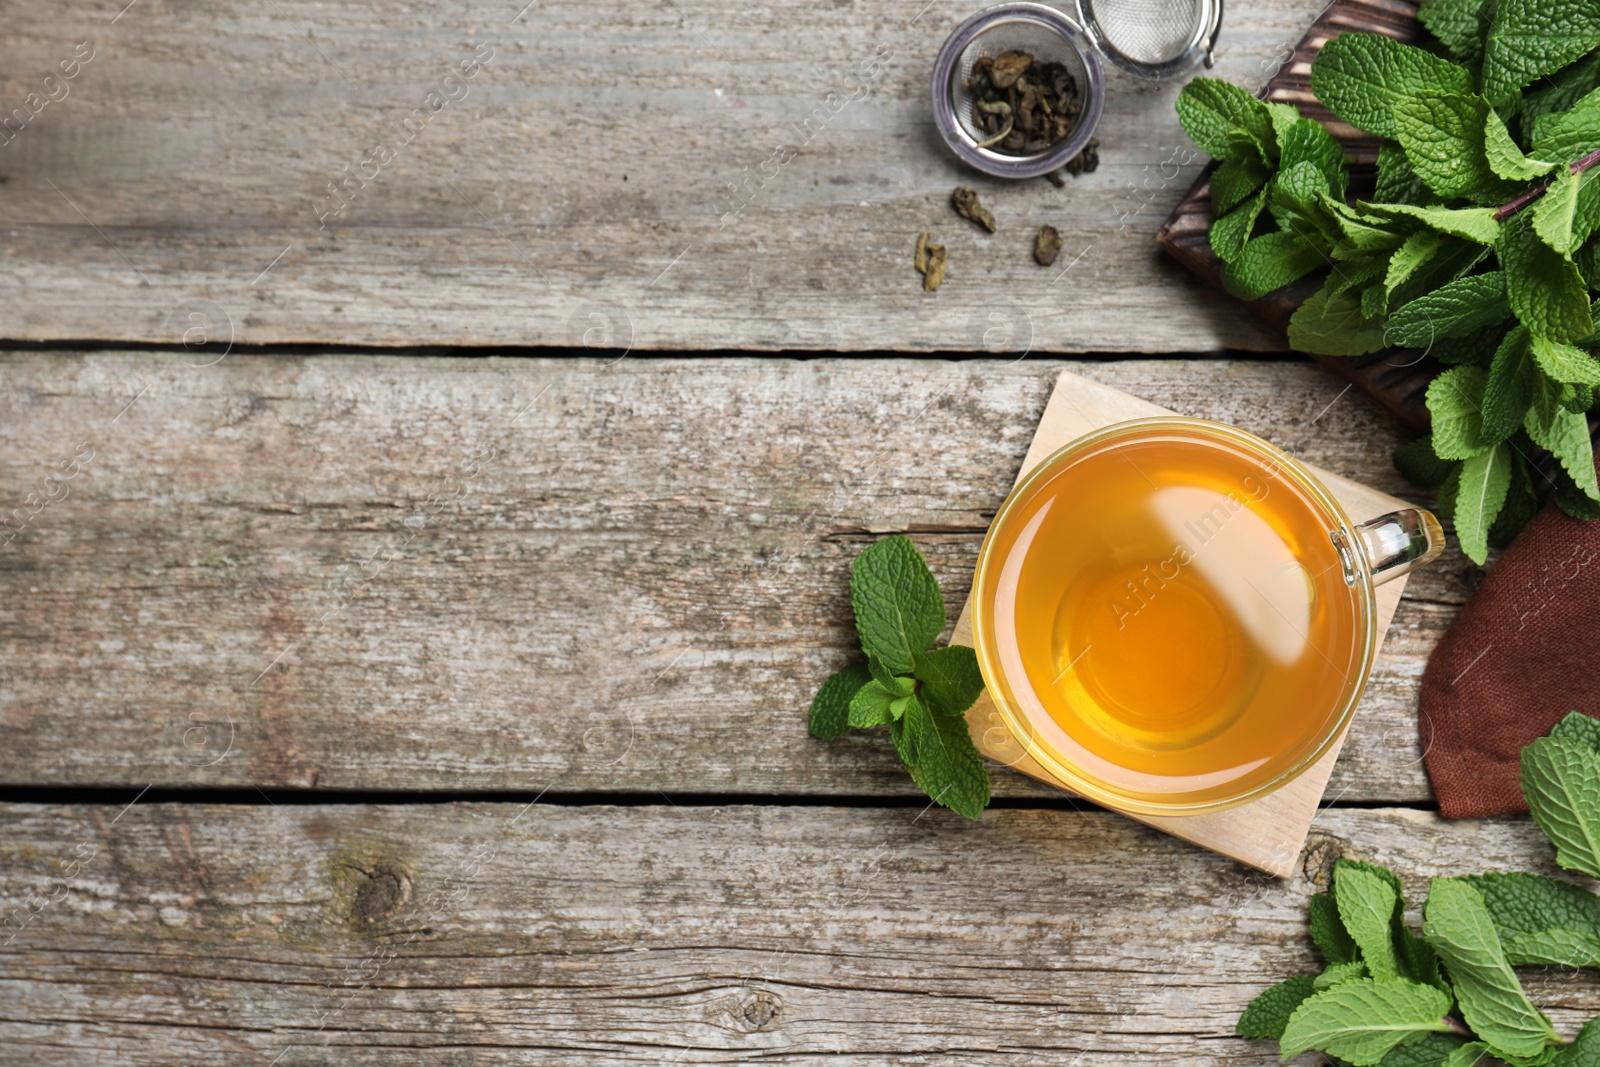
[1493,146,1600,222]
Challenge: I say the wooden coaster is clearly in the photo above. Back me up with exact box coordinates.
[950,370,1411,878]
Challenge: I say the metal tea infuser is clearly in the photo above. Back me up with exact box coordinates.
[932,0,1224,178]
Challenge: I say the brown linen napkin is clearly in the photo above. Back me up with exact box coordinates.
[1419,489,1600,818]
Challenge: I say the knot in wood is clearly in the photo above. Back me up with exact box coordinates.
[723,988,782,1033]
[351,862,412,926]
[1300,831,1347,888]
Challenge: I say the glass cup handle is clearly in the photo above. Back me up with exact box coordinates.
[1353,509,1445,587]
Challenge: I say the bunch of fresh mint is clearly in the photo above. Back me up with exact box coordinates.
[807,534,991,819]
[1239,712,1600,1066]
[1174,0,1600,564]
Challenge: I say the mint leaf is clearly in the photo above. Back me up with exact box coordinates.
[1482,326,1536,447]
[848,677,902,728]
[866,652,900,690]
[1383,232,1445,313]
[1338,238,1407,271]
[1423,877,1559,1059]
[1395,436,1456,487]
[1499,214,1595,344]
[889,703,920,767]
[1388,273,1512,349]
[1211,153,1272,215]
[1556,460,1600,519]
[1337,860,1447,990]
[1524,372,1600,502]
[1331,253,1395,296]
[1532,333,1600,386]
[913,645,986,719]
[1384,1034,1474,1067]
[1326,199,1410,253]
[1279,977,1454,1065]
[1552,711,1600,754]
[1376,141,1429,205]
[1522,735,1600,878]
[1312,891,1361,965]
[1176,78,1276,160]
[1418,0,1488,64]
[809,661,872,739]
[1443,1042,1497,1067]
[1579,177,1600,252]
[1222,230,1327,299]
[1505,926,1600,969]
[1455,443,1513,564]
[1362,203,1502,244]
[1437,462,1463,526]
[1395,921,1447,992]
[1530,86,1600,163]
[1310,32,1474,140]
[1526,52,1600,126]
[1267,100,1302,145]
[1433,324,1510,367]
[1484,451,1530,543]
[1531,167,1600,261]
[1270,161,1336,238]
[1553,1019,1600,1066]
[1578,238,1600,289]
[1337,862,1404,980]
[1393,92,1510,201]
[1428,366,1492,460]
[900,694,988,819]
[1485,107,1558,182]
[1390,239,1493,312]
[1536,169,1588,257]
[1280,117,1349,197]
[850,534,946,676]
[1211,186,1268,262]
[1462,871,1600,967]
[1482,0,1600,101]
[1488,450,1537,549]
[1362,279,1390,320]
[1290,287,1388,355]
[1239,975,1318,1039]
[1316,960,1371,989]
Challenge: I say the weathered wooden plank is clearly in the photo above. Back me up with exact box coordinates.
[0,0,1332,350]
[1,802,1595,1064]
[0,354,1470,799]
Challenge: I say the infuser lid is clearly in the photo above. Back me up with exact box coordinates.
[1078,0,1223,81]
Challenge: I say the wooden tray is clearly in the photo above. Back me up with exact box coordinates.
[1156,0,1435,431]
[950,370,1415,878]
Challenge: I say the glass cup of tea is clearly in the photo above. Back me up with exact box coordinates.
[970,417,1443,817]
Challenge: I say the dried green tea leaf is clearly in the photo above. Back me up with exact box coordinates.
[922,242,947,291]
[951,186,997,233]
[988,49,1032,89]
[915,232,948,291]
[1064,140,1099,176]
[1034,224,1063,266]
[967,51,1082,156]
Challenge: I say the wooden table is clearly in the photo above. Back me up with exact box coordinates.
[4,2,1593,1064]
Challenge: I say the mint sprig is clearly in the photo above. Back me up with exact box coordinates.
[807,535,990,819]
[1175,11,1600,564]
[1237,713,1600,1066]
